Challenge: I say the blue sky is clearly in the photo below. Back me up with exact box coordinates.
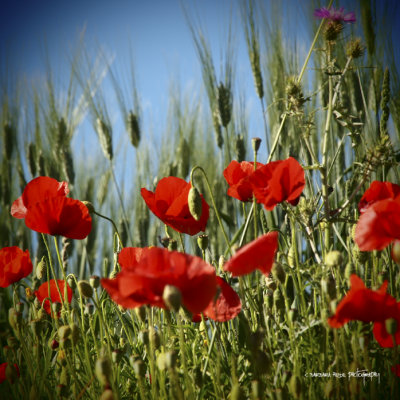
[1,0,399,182]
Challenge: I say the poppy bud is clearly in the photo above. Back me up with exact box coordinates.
[325,251,343,268]
[26,287,35,302]
[160,236,170,248]
[133,359,146,377]
[36,256,47,280]
[321,274,336,300]
[58,325,71,340]
[197,234,209,251]
[49,339,59,350]
[252,380,263,400]
[265,276,277,291]
[85,303,95,316]
[188,186,203,221]
[52,302,62,314]
[112,349,122,364]
[251,137,262,153]
[385,318,398,335]
[163,285,182,312]
[168,239,178,251]
[218,255,225,272]
[149,327,161,350]
[135,306,147,322]
[67,275,77,290]
[273,289,285,314]
[392,241,400,265]
[82,201,95,214]
[344,262,355,280]
[90,275,100,289]
[165,350,177,369]
[8,308,21,330]
[95,356,112,386]
[138,330,149,346]
[30,320,42,337]
[78,280,94,298]
[272,262,286,284]
[287,246,296,269]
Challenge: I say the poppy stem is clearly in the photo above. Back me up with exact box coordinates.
[93,211,124,249]
[41,234,66,315]
[190,166,232,255]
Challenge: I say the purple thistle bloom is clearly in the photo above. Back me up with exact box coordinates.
[314,7,356,23]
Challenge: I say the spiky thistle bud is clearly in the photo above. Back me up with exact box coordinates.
[324,21,343,41]
[346,38,365,59]
[127,111,141,148]
[96,118,113,160]
[188,186,202,221]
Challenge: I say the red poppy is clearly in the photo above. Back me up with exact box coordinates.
[101,247,217,314]
[0,246,33,288]
[249,157,305,210]
[391,364,400,377]
[141,177,209,235]
[355,199,400,251]
[11,177,92,240]
[327,275,398,328]
[0,363,19,384]
[203,276,242,322]
[372,302,400,347]
[223,160,264,202]
[34,279,73,315]
[358,181,400,213]
[224,231,278,277]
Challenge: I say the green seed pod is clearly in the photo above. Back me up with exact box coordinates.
[344,262,355,281]
[138,330,149,346]
[82,201,95,214]
[78,280,94,298]
[188,186,203,221]
[95,356,112,386]
[166,350,178,370]
[135,306,147,322]
[321,274,337,300]
[133,359,146,377]
[272,263,286,284]
[216,82,232,128]
[325,251,343,268]
[273,289,285,314]
[163,285,182,312]
[168,239,178,251]
[67,275,77,290]
[70,323,80,345]
[251,137,262,153]
[112,349,122,364]
[197,234,209,251]
[385,318,398,335]
[90,275,100,289]
[96,118,113,160]
[149,327,161,350]
[36,256,47,280]
[127,111,141,148]
[58,325,71,340]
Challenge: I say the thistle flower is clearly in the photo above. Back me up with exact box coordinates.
[314,7,356,23]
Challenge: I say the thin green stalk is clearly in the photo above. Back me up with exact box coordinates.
[190,165,232,255]
[93,211,124,248]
